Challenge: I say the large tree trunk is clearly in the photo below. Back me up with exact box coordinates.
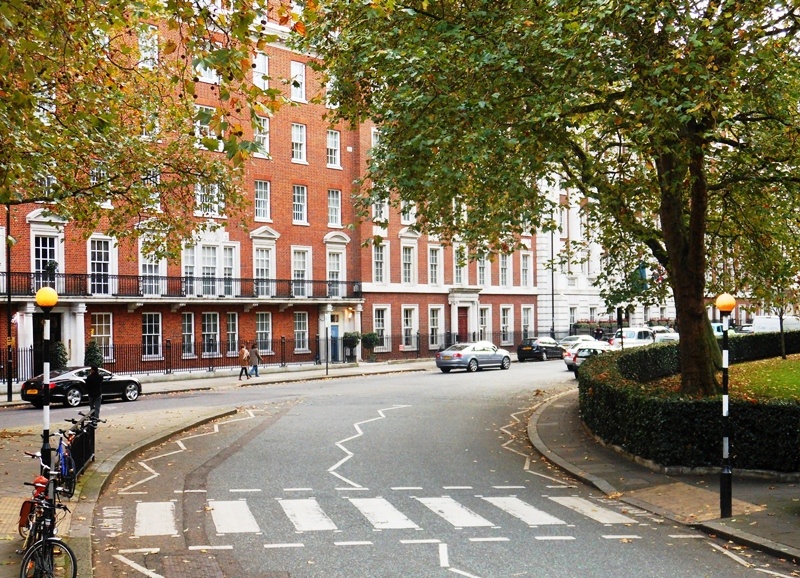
[657,138,720,396]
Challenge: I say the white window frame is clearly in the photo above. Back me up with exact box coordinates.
[327,249,345,297]
[139,248,166,296]
[196,55,220,84]
[454,246,467,286]
[327,189,342,227]
[254,180,271,221]
[428,306,443,349]
[256,312,273,353]
[292,184,308,224]
[401,306,418,350]
[291,123,307,163]
[194,182,225,218]
[500,306,513,345]
[294,311,309,351]
[226,312,238,356]
[290,61,306,102]
[194,105,223,151]
[87,234,117,296]
[373,242,388,284]
[182,239,239,297]
[401,245,417,286]
[478,306,491,341]
[521,306,533,339]
[373,306,391,352]
[201,312,220,357]
[326,130,341,168]
[428,246,441,286]
[521,252,532,288]
[253,52,269,90]
[253,243,275,297]
[291,247,312,297]
[400,201,415,225]
[182,312,196,357]
[90,313,114,361]
[500,254,511,287]
[141,312,162,359]
[254,116,269,157]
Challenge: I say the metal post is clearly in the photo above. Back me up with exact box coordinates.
[6,204,12,402]
[550,228,556,339]
[41,309,52,473]
[325,327,329,376]
[720,309,732,518]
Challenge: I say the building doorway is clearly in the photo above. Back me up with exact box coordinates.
[457,307,469,342]
[32,312,63,376]
[330,314,340,362]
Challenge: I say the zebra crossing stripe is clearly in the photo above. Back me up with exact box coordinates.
[416,497,495,528]
[548,497,637,524]
[279,498,338,531]
[134,502,178,537]
[349,497,420,530]
[481,497,566,526]
[209,500,260,534]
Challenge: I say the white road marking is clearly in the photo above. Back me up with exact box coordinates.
[264,543,305,549]
[443,486,473,490]
[417,497,495,527]
[493,486,525,489]
[119,491,148,495]
[482,496,566,526]
[279,498,338,531]
[112,555,164,578]
[535,536,575,541]
[175,489,207,493]
[188,545,233,550]
[603,535,641,540]
[469,537,509,542]
[119,548,160,554]
[134,502,178,536]
[707,541,754,567]
[401,539,441,544]
[449,569,483,578]
[208,500,260,534]
[336,487,370,491]
[349,497,420,529]
[229,488,261,493]
[393,487,423,491]
[755,569,797,577]
[334,541,373,546]
[548,497,637,524]
[439,543,449,567]
[669,534,703,538]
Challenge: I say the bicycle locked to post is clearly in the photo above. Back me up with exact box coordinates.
[17,452,77,578]
[17,412,105,578]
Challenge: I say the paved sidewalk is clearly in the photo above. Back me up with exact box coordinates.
[2,363,800,577]
[530,388,800,564]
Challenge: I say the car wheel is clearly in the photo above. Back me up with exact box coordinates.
[541,351,548,361]
[63,386,82,408]
[467,359,479,372]
[123,383,140,402]
[440,368,451,373]
[501,356,511,370]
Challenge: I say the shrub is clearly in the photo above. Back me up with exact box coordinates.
[84,340,104,368]
[361,332,380,350]
[342,332,361,349]
[51,341,69,370]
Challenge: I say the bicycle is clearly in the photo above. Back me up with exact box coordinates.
[52,431,76,499]
[18,452,77,578]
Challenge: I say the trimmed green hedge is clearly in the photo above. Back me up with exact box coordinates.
[578,348,800,472]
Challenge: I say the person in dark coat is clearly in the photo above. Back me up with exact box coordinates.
[85,365,104,418]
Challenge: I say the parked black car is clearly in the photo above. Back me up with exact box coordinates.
[517,337,564,362]
[20,367,141,408]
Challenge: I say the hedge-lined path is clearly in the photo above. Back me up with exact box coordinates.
[530,388,800,565]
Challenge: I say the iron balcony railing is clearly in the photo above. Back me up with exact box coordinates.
[0,272,362,300]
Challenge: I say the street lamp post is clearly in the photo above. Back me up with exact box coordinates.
[550,228,556,339]
[716,292,736,518]
[35,286,58,473]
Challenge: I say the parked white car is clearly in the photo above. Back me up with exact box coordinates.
[608,327,656,348]
[572,342,616,376]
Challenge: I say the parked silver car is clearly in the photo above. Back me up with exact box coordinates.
[572,342,615,377]
[435,341,512,373]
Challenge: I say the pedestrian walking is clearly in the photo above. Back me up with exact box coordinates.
[238,344,250,380]
[248,342,263,377]
[85,365,104,418]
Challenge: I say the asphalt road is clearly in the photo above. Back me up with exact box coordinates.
[7,362,794,577]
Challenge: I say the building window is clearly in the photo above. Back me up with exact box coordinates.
[33,235,57,289]
[643,306,650,322]
[141,167,161,209]
[570,307,577,325]
[521,253,531,288]
[402,307,417,350]
[226,312,238,355]
[327,251,343,297]
[522,307,533,339]
[589,307,597,321]
[374,307,389,352]
[454,247,466,286]
[327,189,341,226]
[140,257,164,296]
[254,180,271,221]
[500,255,510,287]
[138,25,158,69]
[89,238,111,295]
[182,241,238,297]
[201,245,217,296]
[372,199,388,222]
[290,61,306,101]
[253,52,269,90]
[401,246,415,285]
[182,312,195,356]
[479,307,489,341]
[202,313,219,356]
[400,201,415,224]
[373,243,386,284]
[429,307,442,348]
[195,182,224,218]
[194,105,223,151]
[428,247,441,286]
[254,246,273,297]
[254,116,269,157]
[294,311,308,351]
[142,313,161,358]
[196,54,220,84]
[90,313,113,360]
[660,306,667,319]
[292,184,307,224]
[223,246,234,296]
[291,123,306,162]
[500,306,512,344]
[256,312,272,353]
[183,246,195,295]
[326,130,341,167]
[477,257,488,286]
[292,248,310,297]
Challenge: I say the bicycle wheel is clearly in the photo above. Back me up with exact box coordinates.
[19,538,77,578]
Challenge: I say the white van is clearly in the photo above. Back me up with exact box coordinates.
[752,315,800,333]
